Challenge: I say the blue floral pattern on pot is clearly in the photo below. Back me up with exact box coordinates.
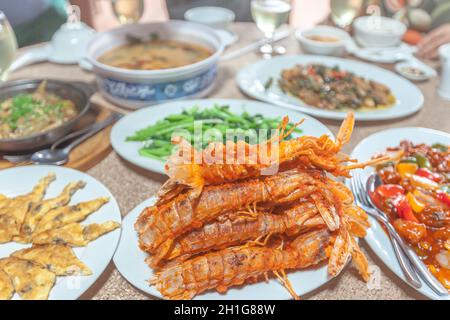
[100,66,217,101]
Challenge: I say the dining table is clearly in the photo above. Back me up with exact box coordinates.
[9,22,450,300]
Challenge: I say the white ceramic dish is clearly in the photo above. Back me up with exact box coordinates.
[347,41,417,64]
[184,6,235,30]
[353,16,407,48]
[295,26,350,57]
[349,127,450,300]
[114,196,334,300]
[237,55,424,121]
[0,165,122,300]
[86,20,224,109]
[395,61,436,82]
[110,99,334,174]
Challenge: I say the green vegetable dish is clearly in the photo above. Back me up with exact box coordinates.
[0,82,78,139]
[126,105,302,161]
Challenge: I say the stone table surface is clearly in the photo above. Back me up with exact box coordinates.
[10,22,450,300]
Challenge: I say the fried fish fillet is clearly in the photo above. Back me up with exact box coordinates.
[0,174,56,243]
[0,257,55,300]
[33,197,110,234]
[0,194,10,209]
[14,181,86,243]
[0,268,14,300]
[32,221,120,247]
[11,244,92,276]
[0,173,55,213]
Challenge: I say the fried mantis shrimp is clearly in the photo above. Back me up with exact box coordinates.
[147,202,324,268]
[163,112,387,199]
[150,229,331,300]
[136,169,326,258]
[137,112,377,300]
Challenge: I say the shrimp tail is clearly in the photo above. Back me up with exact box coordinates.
[336,112,355,150]
[164,137,205,198]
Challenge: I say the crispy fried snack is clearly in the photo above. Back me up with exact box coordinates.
[0,257,56,300]
[0,174,55,243]
[0,173,55,212]
[0,268,14,300]
[32,221,120,247]
[0,173,121,300]
[11,244,92,276]
[34,197,109,234]
[14,181,86,243]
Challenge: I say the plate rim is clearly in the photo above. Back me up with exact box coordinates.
[236,54,424,121]
[0,165,122,300]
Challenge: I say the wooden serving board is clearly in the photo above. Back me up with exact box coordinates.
[0,104,115,172]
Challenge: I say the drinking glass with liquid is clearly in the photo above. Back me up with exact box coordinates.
[111,0,144,24]
[330,0,364,29]
[251,0,291,58]
[0,11,17,82]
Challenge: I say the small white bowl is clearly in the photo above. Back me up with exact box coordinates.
[184,6,235,30]
[353,16,407,48]
[295,26,350,57]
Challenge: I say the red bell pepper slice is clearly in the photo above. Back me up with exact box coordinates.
[330,70,347,79]
[307,66,316,75]
[415,168,441,183]
[376,184,405,199]
[436,191,450,207]
[392,195,419,222]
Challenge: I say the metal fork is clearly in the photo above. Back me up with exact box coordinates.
[352,171,449,296]
[350,171,421,289]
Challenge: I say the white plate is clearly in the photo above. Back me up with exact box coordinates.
[0,165,122,300]
[114,196,334,300]
[110,99,333,174]
[236,55,424,121]
[349,128,450,300]
[347,42,416,64]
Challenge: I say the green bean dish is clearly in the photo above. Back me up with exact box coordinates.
[126,105,302,161]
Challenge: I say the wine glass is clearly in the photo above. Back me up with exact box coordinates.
[0,11,17,82]
[251,0,292,58]
[111,0,144,24]
[330,0,364,29]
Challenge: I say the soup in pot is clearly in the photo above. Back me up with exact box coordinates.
[97,39,213,70]
[306,35,341,43]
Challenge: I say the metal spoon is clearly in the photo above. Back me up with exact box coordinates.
[362,174,422,289]
[367,173,449,296]
[31,113,122,166]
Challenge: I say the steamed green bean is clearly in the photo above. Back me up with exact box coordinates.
[126,105,302,161]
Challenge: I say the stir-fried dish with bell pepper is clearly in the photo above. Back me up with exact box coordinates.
[372,141,450,290]
[278,64,396,111]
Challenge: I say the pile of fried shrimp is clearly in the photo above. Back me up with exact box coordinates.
[135,112,387,300]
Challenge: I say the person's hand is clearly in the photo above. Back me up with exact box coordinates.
[417,23,450,60]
